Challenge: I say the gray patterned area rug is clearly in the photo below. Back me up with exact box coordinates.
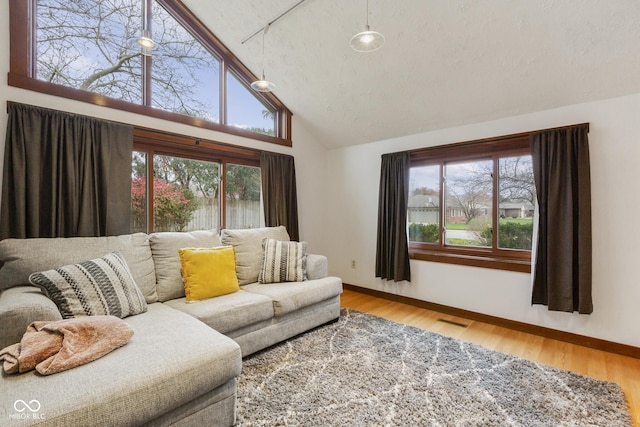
[236,308,631,426]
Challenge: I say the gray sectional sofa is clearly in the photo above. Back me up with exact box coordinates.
[0,226,343,426]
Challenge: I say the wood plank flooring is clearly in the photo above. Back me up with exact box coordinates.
[340,289,640,426]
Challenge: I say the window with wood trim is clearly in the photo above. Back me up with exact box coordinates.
[8,0,291,146]
[132,128,263,233]
[409,134,535,272]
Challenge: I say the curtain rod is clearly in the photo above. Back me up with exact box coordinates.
[5,102,289,158]
[134,125,264,154]
[241,0,309,45]
[406,122,590,157]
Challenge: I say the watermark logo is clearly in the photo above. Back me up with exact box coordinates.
[14,400,40,413]
[9,400,45,420]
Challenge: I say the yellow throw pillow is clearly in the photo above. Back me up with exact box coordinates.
[178,247,240,302]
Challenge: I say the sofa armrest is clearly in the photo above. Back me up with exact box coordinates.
[306,254,328,280]
[0,285,62,349]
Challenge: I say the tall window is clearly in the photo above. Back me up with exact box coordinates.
[9,0,291,146]
[132,129,262,233]
[444,159,493,247]
[408,164,440,244]
[408,134,535,272]
[497,155,535,250]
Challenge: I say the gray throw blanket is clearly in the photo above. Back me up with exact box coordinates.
[0,316,134,375]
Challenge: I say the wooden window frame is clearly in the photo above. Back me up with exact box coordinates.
[133,127,262,233]
[409,133,533,273]
[8,0,293,147]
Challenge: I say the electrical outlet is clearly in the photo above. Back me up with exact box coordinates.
[351,259,357,269]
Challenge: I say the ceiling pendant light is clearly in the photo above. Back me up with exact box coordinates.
[251,24,276,93]
[350,0,385,52]
[137,0,156,56]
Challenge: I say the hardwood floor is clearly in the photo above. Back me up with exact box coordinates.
[340,289,640,426]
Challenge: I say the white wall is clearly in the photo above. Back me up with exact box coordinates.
[325,92,640,348]
[0,0,328,250]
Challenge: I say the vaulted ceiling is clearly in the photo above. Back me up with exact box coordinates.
[182,0,640,148]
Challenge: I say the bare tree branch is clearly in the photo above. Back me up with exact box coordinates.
[80,53,140,90]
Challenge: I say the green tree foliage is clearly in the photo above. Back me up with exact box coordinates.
[409,223,439,243]
[226,164,261,201]
[131,152,146,179]
[130,176,147,232]
[246,127,275,137]
[154,156,219,198]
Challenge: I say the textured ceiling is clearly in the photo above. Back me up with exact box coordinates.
[182,0,640,148]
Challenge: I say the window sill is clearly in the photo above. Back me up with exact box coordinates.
[409,249,531,273]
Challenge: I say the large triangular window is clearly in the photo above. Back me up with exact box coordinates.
[10,0,291,146]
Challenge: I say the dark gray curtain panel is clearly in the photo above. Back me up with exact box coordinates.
[530,124,592,313]
[375,152,411,282]
[0,102,133,240]
[260,152,299,241]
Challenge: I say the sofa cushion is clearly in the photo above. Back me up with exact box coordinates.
[0,234,157,303]
[243,277,343,317]
[149,230,222,302]
[0,303,242,426]
[163,290,274,334]
[28,251,148,319]
[0,286,63,350]
[306,254,328,280]
[221,226,290,286]
[259,239,307,284]
[178,247,240,302]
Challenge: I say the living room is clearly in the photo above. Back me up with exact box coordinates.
[1,0,639,425]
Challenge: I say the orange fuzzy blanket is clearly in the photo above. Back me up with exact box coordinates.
[0,316,134,375]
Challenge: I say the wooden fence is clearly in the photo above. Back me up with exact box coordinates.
[186,198,261,231]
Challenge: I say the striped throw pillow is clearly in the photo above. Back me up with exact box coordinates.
[29,251,147,319]
[259,238,307,284]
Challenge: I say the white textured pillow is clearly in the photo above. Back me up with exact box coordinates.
[28,251,147,319]
[259,239,307,284]
[221,226,290,285]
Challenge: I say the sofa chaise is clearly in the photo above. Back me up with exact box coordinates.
[0,226,343,426]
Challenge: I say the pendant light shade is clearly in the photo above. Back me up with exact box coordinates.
[350,26,385,52]
[138,0,156,56]
[351,0,384,52]
[251,74,276,92]
[137,29,156,52]
[251,24,275,93]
